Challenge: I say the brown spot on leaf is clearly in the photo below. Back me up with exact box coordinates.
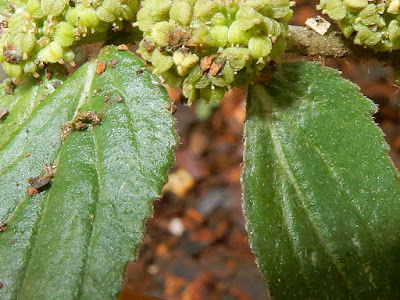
[109,58,119,68]
[75,121,87,130]
[0,107,8,120]
[61,124,73,140]
[0,282,3,289]
[115,95,123,103]
[0,222,7,232]
[136,67,146,75]
[61,111,102,139]
[76,111,102,125]
[96,61,106,75]
[27,187,39,196]
[117,44,129,51]
[167,30,192,48]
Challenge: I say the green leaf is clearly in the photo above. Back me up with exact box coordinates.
[242,61,400,299]
[0,77,64,149]
[0,46,177,299]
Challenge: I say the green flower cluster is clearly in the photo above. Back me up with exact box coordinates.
[318,0,400,51]
[136,0,292,102]
[0,0,139,78]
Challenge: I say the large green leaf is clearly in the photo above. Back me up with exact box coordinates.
[243,61,400,299]
[0,46,177,299]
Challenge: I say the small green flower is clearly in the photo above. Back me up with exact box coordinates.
[318,0,400,51]
[137,0,293,103]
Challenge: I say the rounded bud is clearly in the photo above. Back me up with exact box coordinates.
[170,2,192,25]
[38,41,63,63]
[24,61,38,74]
[53,22,75,47]
[13,33,37,54]
[2,62,24,78]
[41,0,68,17]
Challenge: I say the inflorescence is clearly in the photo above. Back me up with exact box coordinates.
[318,0,400,51]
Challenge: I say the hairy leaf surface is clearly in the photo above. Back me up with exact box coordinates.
[0,46,177,299]
[0,76,64,149]
[243,61,400,299]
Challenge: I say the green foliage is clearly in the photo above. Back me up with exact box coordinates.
[136,0,292,103]
[1,0,400,299]
[243,61,400,299]
[0,46,177,299]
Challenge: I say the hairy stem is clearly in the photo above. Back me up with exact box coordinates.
[287,25,400,64]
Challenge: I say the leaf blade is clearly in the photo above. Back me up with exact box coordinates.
[243,61,400,299]
[0,47,177,299]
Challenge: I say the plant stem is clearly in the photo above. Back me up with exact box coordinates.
[287,25,351,58]
[287,25,400,65]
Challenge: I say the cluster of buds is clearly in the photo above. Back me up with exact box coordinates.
[136,0,293,102]
[0,0,139,78]
[318,0,400,51]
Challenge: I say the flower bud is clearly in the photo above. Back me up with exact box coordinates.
[170,2,192,25]
[248,37,273,59]
[53,22,75,47]
[38,41,63,63]
[41,0,68,17]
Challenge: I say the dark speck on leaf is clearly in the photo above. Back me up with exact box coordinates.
[52,81,62,88]
[136,67,146,75]
[115,95,123,103]
[109,58,119,68]
[75,121,87,131]
[0,222,7,232]
[0,107,8,120]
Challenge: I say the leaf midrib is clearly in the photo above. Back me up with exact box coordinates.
[16,61,98,300]
[267,117,356,297]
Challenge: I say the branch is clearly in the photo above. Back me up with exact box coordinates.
[287,25,352,58]
[286,25,400,65]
